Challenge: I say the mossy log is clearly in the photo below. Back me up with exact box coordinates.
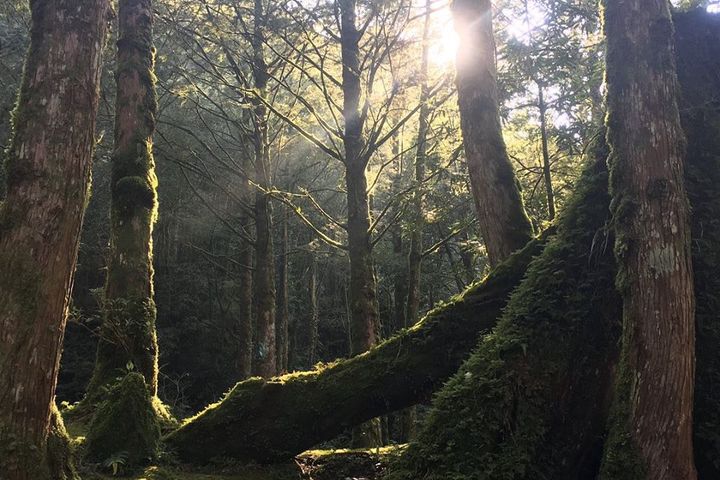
[165,233,548,463]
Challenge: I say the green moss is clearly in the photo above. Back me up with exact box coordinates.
[84,373,161,473]
[86,297,159,403]
[387,146,619,480]
[47,404,81,480]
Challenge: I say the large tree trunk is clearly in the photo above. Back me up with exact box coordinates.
[599,1,697,478]
[164,232,547,463]
[452,0,533,266]
[0,0,110,478]
[251,0,277,379]
[87,0,160,402]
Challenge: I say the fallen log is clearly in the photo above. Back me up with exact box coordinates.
[165,233,548,463]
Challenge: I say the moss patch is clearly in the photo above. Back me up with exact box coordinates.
[84,373,161,473]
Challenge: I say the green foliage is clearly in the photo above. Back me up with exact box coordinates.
[84,373,162,473]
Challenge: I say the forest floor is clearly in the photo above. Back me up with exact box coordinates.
[64,404,400,479]
[74,439,400,479]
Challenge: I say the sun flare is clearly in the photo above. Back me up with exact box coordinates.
[427,4,460,68]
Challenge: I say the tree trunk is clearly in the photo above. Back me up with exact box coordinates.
[87,0,160,402]
[237,237,254,379]
[538,83,556,220]
[276,206,290,374]
[599,2,697,479]
[165,232,547,463]
[251,0,276,379]
[307,255,320,366]
[0,0,110,477]
[452,0,533,266]
[339,0,382,448]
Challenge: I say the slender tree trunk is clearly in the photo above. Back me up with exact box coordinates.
[237,239,253,379]
[452,0,533,266]
[250,0,276,379]
[307,255,320,366]
[0,0,109,477]
[88,0,160,401]
[276,206,290,374]
[600,2,697,479]
[338,0,382,447]
[538,83,556,220]
[236,152,254,379]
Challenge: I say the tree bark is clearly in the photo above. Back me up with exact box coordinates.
[87,0,160,401]
[452,0,533,266]
[251,0,277,379]
[165,233,547,463]
[0,0,110,477]
[599,1,697,478]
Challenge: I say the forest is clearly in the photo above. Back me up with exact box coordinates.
[1,0,719,478]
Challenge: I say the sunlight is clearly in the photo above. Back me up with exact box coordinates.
[504,2,547,44]
[428,5,460,68]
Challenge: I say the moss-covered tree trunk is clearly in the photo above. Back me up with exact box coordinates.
[164,232,547,463]
[452,0,533,266]
[599,1,697,478]
[0,0,110,477]
[87,0,160,400]
[251,0,277,379]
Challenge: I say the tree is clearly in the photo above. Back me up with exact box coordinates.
[453,0,533,265]
[600,0,697,477]
[87,0,161,402]
[0,0,110,477]
[250,0,278,379]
